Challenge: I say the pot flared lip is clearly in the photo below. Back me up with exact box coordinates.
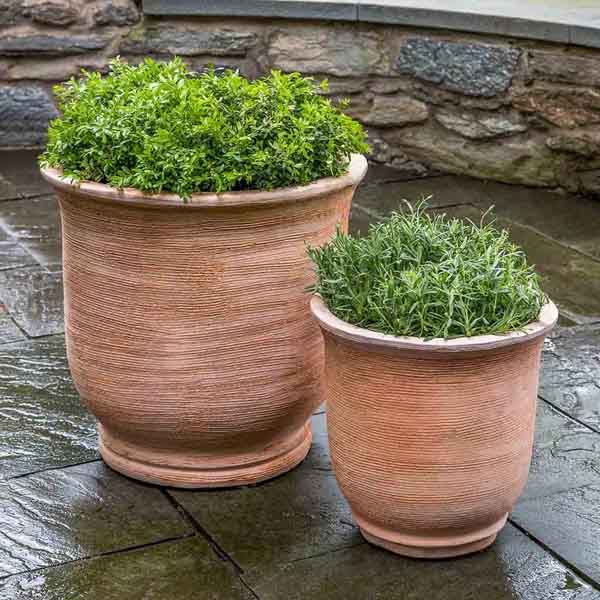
[40,154,367,209]
[310,295,558,353]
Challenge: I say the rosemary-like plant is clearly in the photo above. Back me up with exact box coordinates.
[308,204,546,338]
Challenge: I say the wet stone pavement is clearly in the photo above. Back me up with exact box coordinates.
[0,150,599,599]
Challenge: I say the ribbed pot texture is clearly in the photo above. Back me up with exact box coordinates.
[40,155,367,488]
[311,295,558,558]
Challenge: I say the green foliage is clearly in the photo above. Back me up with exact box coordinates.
[308,204,547,338]
[40,58,369,198]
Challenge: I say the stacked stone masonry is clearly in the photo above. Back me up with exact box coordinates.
[1,0,600,196]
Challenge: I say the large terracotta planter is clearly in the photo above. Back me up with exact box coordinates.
[40,155,366,488]
[311,295,558,558]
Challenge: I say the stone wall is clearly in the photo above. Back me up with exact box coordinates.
[1,0,600,196]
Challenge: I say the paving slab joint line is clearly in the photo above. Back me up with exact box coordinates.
[508,518,600,591]
[538,395,600,436]
[163,490,244,574]
[0,534,196,582]
[286,540,366,565]
[5,457,102,482]
[0,192,52,203]
[0,306,31,340]
[239,574,261,600]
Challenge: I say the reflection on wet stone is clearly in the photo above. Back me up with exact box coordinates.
[0,461,192,577]
[0,336,97,479]
[0,267,63,336]
[0,151,600,598]
[0,241,36,271]
[0,150,51,201]
[0,537,251,600]
[522,402,600,500]
[0,196,60,241]
[169,414,361,572]
[0,309,24,344]
[540,325,600,431]
[246,524,598,600]
[513,484,600,585]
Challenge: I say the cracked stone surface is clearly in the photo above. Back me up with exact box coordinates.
[0,537,251,600]
[0,461,192,577]
[0,336,97,480]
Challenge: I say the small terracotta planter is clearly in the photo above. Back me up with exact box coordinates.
[311,295,558,558]
[41,155,366,488]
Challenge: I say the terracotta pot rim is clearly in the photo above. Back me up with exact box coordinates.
[40,154,367,209]
[310,295,558,353]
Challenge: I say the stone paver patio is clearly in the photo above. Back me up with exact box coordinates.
[0,150,599,599]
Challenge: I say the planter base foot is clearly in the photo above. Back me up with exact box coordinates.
[98,423,312,489]
[360,529,498,558]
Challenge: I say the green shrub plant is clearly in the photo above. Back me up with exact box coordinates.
[41,58,369,198]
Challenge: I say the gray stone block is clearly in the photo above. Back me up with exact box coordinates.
[94,0,140,26]
[395,38,520,97]
[0,35,109,57]
[0,87,58,147]
[121,27,258,57]
[30,1,78,26]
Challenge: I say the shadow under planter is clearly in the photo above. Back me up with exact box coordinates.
[310,295,558,558]
[40,155,367,488]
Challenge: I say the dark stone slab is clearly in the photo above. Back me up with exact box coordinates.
[468,180,600,260]
[0,241,37,271]
[0,537,251,600]
[246,524,598,600]
[348,203,380,236]
[0,267,63,337]
[355,175,477,215]
[523,401,600,501]
[0,461,192,577]
[395,38,520,97]
[0,336,97,479]
[169,414,362,572]
[0,35,108,57]
[540,325,600,432]
[0,151,51,200]
[512,484,600,586]
[363,162,433,185]
[0,88,58,148]
[121,27,258,57]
